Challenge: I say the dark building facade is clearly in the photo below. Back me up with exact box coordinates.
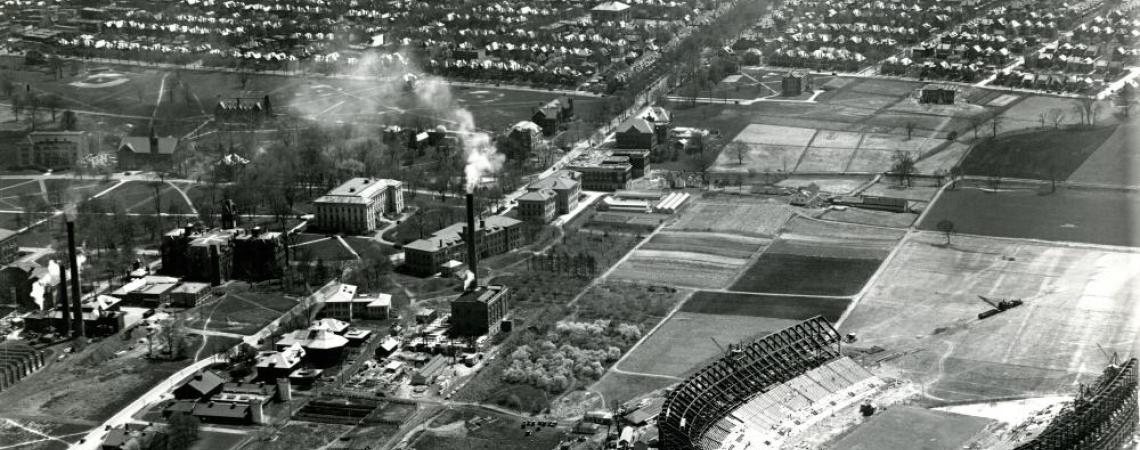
[615,117,655,150]
[450,285,511,337]
[231,228,286,282]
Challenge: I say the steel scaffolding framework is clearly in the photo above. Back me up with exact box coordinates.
[657,317,842,450]
[1015,358,1138,450]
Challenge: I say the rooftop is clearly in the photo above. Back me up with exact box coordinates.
[566,149,632,170]
[314,178,401,205]
[119,136,179,155]
[403,215,521,252]
[517,189,557,202]
[171,282,211,294]
[527,170,580,191]
[617,117,654,134]
[593,1,631,12]
[454,284,509,304]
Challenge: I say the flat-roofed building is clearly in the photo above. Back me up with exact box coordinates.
[21,131,92,168]
[565,150,633,191]
[450,284,511,337]
[402,215,523,276]
[313,178,404,234]
[169,282,210,307]
[0,228,17,265]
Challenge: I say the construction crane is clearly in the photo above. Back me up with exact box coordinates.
[976,295,1024,319]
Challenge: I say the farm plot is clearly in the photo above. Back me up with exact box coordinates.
[711,124,815,173]
[914,142,969,174]
[730,217,903,296]
[795,145,858,172]
[667,199,794,237]
[919,186,1140,247]
[958,126,1116,180]
[860,181,941,202]
[610,231,769,289]
[820,207,916,229]
[840,232,1140,403]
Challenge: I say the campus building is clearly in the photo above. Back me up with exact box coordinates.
[517,170,581,223]
[919,84,958,104]
[531,97,574,136]
[516,189,558,223]
[20,131,92,168]
[565,150,634,191]
[615,117,656,150]
[450,284,512,337]
[402,215,523,276]
[231,228,287,282]
[117,134,180,171]
[320,283,393,321]
[313,178,404,234]
[0,228,18,266]
[160,225,286,285]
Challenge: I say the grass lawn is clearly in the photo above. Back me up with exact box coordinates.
[290,234,358,261]
[959,126,1116,180]
[190,430,248,450]
[680,291,849,322]
[616,312,801,378]
[183,290,297,335]
[830,406,992,450]
[919,185,1140,247]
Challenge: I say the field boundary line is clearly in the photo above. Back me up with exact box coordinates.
[608,290,692,377]
[843,133,868,172]
[791,129,823,173]
[706,289,854,300]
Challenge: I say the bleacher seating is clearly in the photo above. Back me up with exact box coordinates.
[709,357,880,450]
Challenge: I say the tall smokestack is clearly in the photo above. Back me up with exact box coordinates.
[66,221,84,338]
[466,193,478,290]
[58,263,70,336]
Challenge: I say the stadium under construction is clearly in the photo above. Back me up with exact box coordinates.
[656,316,1139,450]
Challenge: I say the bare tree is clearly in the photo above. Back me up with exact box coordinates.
[990,114,1002,138]
[1047,108,1066,129]
[936,219,955,245]
[891,151,916,187]
[949,165,962,190]
[905,121,916,140]
[725,141,748,166]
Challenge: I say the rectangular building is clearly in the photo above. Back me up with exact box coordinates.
[0,228,17,266]
[322,284,393,321]
[160,226,236,286]
[169,282,211,308]
[313,178,404,234]
[516,189,557,223]
[230,228,286,282]
[402,215,523,276]
[565,151,633,191]
[450,284,511,337]
[21,131,91,168]
[526,170,581,214]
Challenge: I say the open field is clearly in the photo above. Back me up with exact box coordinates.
[959,126,1117,180]
[1068,119,1140,186]
[919,186,1140,247]
[840,232,1140,403]
[680,291,850,321]
[184,289,298,335]
[610,231,769,289]
[290,234,360,261]
[996,96,1112,132]
[914,142,969,174]
[830,406,993,450]
[99,181,195,214]
[666,197,794,237]
[860,181,941,202]
[616,312,802,378]
[0,420,89,450]
[730,217,903,295]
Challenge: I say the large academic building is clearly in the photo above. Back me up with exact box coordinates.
[313,178,404,234]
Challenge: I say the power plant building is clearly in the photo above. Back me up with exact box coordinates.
[313,178,404,234]
[450,284,511,337]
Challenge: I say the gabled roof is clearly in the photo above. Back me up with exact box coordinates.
[118,136,179,155]
[528,170,580,191]
[617,117,653,134]
[179,371,225,397]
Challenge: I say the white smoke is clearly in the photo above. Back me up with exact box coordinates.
[454,110,504,193]
[30,260,61,310]
[463,269,476,291]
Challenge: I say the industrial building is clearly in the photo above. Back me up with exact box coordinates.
[0,228,19,266]
[173,371,226,400]
[313,178,404,234]
[450,284,512,337]
[0,341,45,391]
[275,324,349,368]
[565,150,634,191]
[110,275,180,307]
[20,131,92,169]
[402,214,522,276]
[22,295,125,337]
[255,345,305,381]
[0,261,55,310]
